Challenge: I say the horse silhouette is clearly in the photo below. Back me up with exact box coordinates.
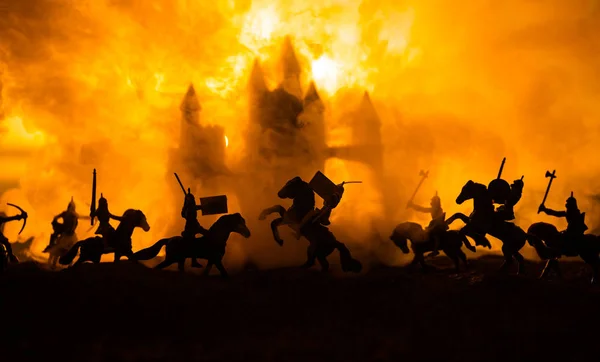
[133,213,250,277]
[527,222,600,283]
[259,176,362,273]
[59,209,150,266]
[447,180,529,274]
[390,222,472,272]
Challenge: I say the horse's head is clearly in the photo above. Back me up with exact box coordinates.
[218,213,251,238]
[389,222,423,254]
[123,209,151,232]
[456,180,477,205]
[278,176,305,199]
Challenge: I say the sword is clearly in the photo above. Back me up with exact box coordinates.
[174,173,187,196]
[90,169,96,226]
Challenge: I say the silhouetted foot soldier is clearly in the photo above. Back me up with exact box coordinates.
[538,192,588,256]
[0,208,28,263]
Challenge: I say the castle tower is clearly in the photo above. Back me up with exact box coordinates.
[300,81,327,173]
[279,36,303,100]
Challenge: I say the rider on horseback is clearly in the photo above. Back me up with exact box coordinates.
[181,190,209,268]
[92,194,123,249]
[538,192,588,253]
[495,178,524,221]
[0,211,27,263]
[407,192,449,256]
[44,198,85,252]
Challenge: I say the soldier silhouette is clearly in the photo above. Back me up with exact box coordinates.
[538,192,588,253]
[44,198,88,252]
[0,211,27,263]
[407,192,452,256]
[181,189,209,268]
[92,194,123,249]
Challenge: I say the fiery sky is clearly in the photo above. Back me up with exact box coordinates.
[1,0,600,266]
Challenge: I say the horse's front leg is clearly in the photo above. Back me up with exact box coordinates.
[499,245,514,273]
[446,213,468,225]
[259,205,286,220]
[514,252,525,275]
[270,218,285,246]
[214,259,229,279]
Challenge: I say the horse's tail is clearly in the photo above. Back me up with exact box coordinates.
[335,242,362,273]
[59,241,82,265]
[526,233,553,260]
[133,239,169,261]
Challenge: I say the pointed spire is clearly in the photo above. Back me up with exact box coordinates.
[359,91,380,123]
[304,81,321,104]
[248,58,268,93]
[180,83,201,113]
[281,36,301,77]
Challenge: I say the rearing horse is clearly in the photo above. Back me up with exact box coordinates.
[259,176,362,273]
[446,180,530,274]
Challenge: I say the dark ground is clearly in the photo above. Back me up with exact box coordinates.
[1,256,600,362]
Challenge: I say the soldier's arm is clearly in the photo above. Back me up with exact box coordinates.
[53,212,65,221]
[195,204,203,211]
[0,214,23,223]
[410,204,433,213]
[543,208,567,218]
[109,212,124,222]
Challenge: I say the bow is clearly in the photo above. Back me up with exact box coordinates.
[7,203,27,235]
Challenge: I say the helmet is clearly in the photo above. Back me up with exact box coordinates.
[566,191,577,208]
[67,197,76,211]
[98,193,107,207]
[431,191,441,206]
[488,179,511,204]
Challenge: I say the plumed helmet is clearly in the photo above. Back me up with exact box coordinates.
[431,191,441,205]
[566,191,577,207]
[98,193,107,206]
[67,197,76,210]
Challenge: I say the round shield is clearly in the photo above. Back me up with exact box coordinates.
[488,179,511,204]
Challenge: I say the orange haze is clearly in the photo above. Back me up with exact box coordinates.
[1,0,600,268]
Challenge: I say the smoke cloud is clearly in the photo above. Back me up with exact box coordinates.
[0,0,599,269]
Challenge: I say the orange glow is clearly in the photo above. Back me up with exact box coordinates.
[0,1,599,266]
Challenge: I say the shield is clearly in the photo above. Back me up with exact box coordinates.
[199,195,228,216]
[308,171,340,204]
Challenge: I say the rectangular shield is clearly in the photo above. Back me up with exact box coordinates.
[200,195,228,216]
[309,171,338,201]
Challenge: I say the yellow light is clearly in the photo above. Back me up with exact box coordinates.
[311,55,339,95]
[224,135,229,148]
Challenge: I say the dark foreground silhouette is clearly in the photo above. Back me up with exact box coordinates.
[2,256,600,362]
